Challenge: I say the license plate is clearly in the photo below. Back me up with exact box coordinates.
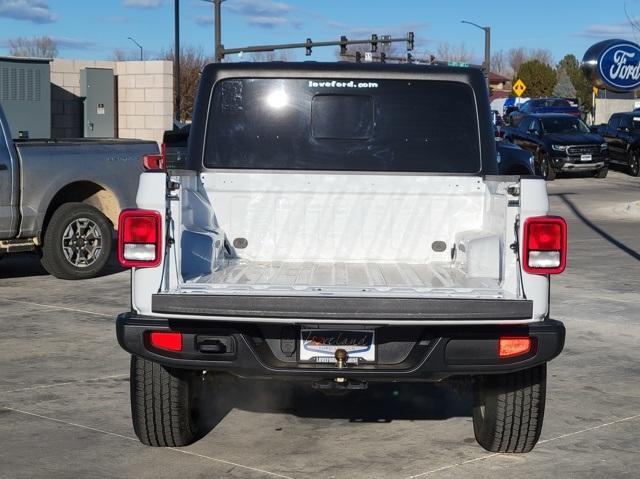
[299,329,375,363]
[581,154,592,162]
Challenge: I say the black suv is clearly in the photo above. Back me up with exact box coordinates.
[505,114,608,180]
[594,112,640,176]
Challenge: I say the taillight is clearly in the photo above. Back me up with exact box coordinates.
[499,336,532,358]
[142,143,166,171]
[522,216,567,274]
[118,209,162,268]
[149,331,182,352]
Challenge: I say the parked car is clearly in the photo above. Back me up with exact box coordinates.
[116,62,567,454]
[0,104,158,279]
[508,98,580,127]
[502,96,529,117]
[497,140,534,175]
[593,112,640,176]
[505,113,608,180]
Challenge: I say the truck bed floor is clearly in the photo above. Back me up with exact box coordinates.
[184,260,504,297]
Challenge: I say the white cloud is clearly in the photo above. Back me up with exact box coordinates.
[0,0,56,24]
[575,20,638,39]
[224,0,299,30]
[122,0,162,9]
[226,0,293,16]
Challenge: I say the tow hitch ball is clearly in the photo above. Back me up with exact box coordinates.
[311,349,368,390]
[335,348,347,383]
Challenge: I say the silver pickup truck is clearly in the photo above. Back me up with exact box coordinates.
[0,104,158,279]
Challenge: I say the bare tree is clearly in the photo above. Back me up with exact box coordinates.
[159,46,212,122]
[248,50,293,62]
[9,36,58,58]
[530,48,553,66]
[507,47,528,76]
[110,48,142,61]
[436,42,474,63]
[491,50,510,77]
[624,4,640,43]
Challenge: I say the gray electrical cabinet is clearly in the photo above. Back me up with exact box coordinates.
[0,57,51,139]
[80,68,115,138]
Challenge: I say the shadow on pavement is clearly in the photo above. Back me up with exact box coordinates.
[198,375,472,435]
[0,251,126,279]
[0,253,48,279]
[555,193,640,261]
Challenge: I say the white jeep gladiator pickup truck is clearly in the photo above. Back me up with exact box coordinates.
[116,63,567,453]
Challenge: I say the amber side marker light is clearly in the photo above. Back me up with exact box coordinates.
[149,331,183,352]
[498,337,532,358]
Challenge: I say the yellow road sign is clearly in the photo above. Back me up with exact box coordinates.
[593,86,599,95]
[513,79,527,97]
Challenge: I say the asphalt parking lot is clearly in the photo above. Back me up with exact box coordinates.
[1,170,639,479]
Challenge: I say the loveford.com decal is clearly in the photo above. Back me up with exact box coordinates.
[308,80,379,88]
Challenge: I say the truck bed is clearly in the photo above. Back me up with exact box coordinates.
[186,259,504,296]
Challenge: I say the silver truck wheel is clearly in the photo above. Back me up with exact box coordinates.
[130,355,202,447]
[41,203,113,280]
[472,364,546,453]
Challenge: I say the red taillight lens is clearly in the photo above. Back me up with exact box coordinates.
[498,337,531,358]
[122,216,158,244]
[118,209,162,268]
[142,144,166,171]
[149,331,182,352]
[523,216,567,275]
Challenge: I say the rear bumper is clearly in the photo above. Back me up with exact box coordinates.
[116,312,565,381]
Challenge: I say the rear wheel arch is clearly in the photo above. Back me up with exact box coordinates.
[42,181,120,237]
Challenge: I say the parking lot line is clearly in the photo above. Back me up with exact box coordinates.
[2,406,294,479]
[537,414,640,445]
[0,373,128,395]
[404,414,640,478]
[0,298,113,318]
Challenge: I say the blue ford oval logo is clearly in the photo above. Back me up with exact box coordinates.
[598,42,640,90]
[582,40,640,92]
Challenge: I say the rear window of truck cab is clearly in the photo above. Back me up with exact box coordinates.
[203,78,481,173]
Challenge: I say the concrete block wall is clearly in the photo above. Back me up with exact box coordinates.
[50,59,173,144]
[115,61,173,142]
[594,98,639,125]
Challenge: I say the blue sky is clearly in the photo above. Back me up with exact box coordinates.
[2,0,640,65]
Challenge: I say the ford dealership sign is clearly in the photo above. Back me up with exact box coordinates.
[582,39,640,92]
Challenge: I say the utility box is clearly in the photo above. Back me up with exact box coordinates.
[0,57,51,139]
[80,68,115,138]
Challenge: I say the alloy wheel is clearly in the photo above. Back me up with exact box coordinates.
[61,217,103,268]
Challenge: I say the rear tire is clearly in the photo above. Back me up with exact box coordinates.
[130,355,202,447]
[539,153,556,181]
[472,364,547,453]
[41,203,113,280]
[628,151,640,177]
[593,167,608,178]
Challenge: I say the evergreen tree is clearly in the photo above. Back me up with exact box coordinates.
[553,68,577,98]
[557,54,593,113]
[517,60,557,97]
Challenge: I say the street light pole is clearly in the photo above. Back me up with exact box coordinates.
[215,0,223,63]
[202,0,224,63]
[461,20,491,90]
[127,36,143,61]
[174,0,181,122]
